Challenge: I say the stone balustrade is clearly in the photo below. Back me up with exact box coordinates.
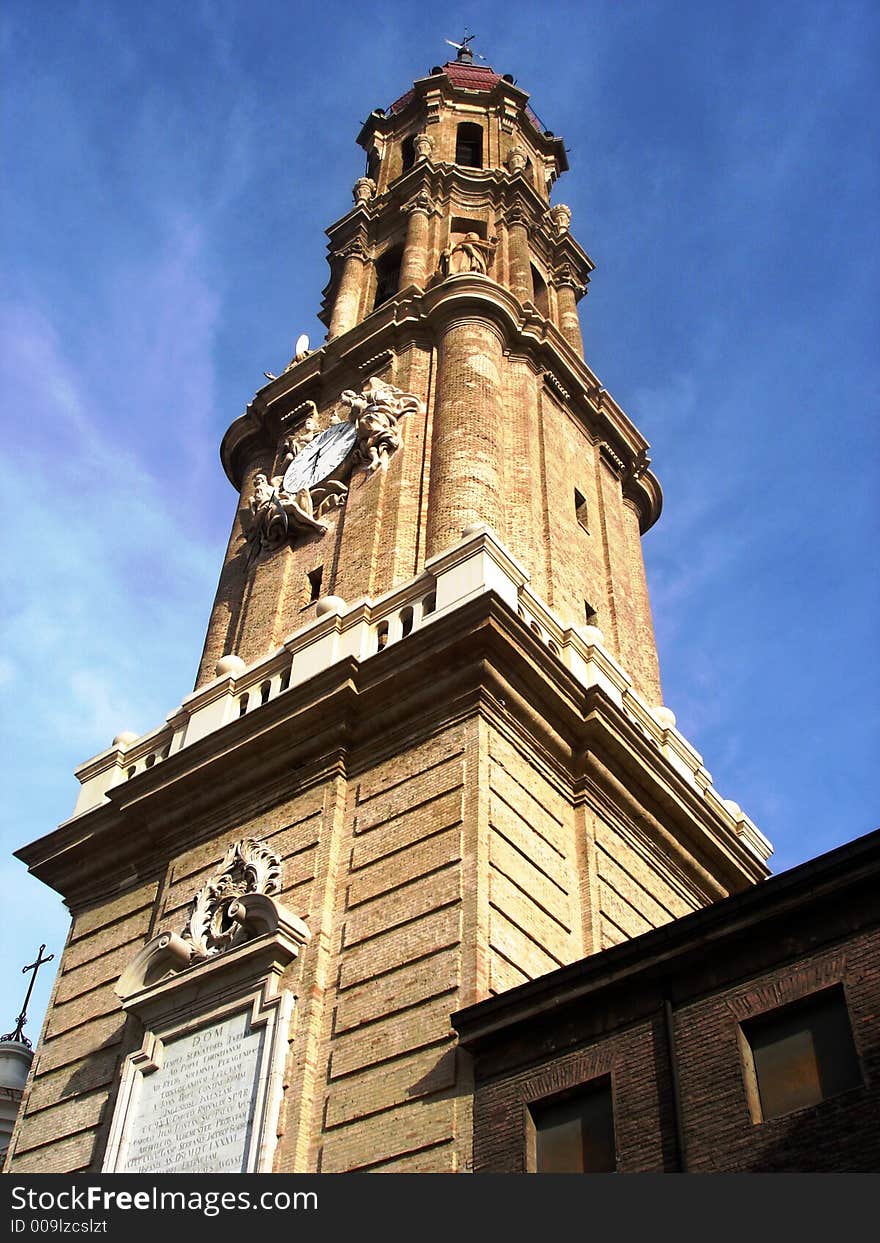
[69,527,771,863]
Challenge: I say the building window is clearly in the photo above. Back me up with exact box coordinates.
[456,122,483,168]
[373,245,402,309]
[574,488,589,531]
[740,987,862,1123]
[307,566,323,603]
[528,1079,616,1172]
[401,134,415,171]
[531,264,549,316]
[584,600,598,627]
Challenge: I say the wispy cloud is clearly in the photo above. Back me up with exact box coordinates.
[0,300,220,752]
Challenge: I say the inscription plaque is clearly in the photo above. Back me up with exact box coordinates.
[116,1009,264,1174]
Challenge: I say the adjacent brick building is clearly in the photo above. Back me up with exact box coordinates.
[454,827,880,1173]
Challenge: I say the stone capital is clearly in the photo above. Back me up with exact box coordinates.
[503,201,532,231]
[551,262,586,296]
[402,189,434,216]
[338,236,370,263]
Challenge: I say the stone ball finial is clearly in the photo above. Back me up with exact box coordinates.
[353,177,377,206]
[215,654,246,679]
[112,731,139,750]
[723,798,743,819]
[580,625,605,646]
[413,132,434,161]
[315,595,346,618]
[506,145,528,175]
[549,203,572,235]
[653,706,677,730]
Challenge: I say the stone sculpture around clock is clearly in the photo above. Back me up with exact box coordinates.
[243,377,424,555]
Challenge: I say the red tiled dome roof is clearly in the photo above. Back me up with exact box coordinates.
[389,61,546,132]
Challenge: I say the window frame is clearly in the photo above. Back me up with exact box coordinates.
[524,1074,617,1174]
[737,984,863,1124]
[455,121,484,169]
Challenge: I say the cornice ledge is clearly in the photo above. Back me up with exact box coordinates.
[418,273,536,339]
[548,231,595,278]
[579,700,770,884]
[497,179,551,229]
[219,394,274,491]
[623,468,663,533]
[323,202,374,246]
[14,798,124,876]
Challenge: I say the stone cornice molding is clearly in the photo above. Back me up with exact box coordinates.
[19,531,769,907]
[219,281,662,531]
[323,204,373,253]
[356,72,568,181]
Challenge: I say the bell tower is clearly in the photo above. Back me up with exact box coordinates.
[197,43,661,703]
[7,46,771,1175]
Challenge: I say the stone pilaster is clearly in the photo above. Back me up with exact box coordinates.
[426,315,506,557]
[505,205,534,306]
[328,238,370,339]
[553,264,585,356]
[399,192,433,290]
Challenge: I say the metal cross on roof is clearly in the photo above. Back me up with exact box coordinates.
[444,32,484,63]
[2,943,54,1048]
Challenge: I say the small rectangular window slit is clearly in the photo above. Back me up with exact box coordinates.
[574,488,589,532]
[307,566,323,604]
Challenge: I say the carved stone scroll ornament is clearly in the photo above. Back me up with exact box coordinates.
[114,837,309,1001]
[339,236,370,263]
[504,201,531,230]
[334,376,424,474]
[402,189,434,217]
[625,447,651,482]
[551,261,587,298]
[185,838,283,960]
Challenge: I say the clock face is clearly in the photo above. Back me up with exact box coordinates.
[282,421,357,493]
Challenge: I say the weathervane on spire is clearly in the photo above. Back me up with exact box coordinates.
[2,943,54,1048]
[444,31,484,64]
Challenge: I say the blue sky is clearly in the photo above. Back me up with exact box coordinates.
[2,1,877,1040]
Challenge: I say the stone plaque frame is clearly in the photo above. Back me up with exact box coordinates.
[103,894,309,1174]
